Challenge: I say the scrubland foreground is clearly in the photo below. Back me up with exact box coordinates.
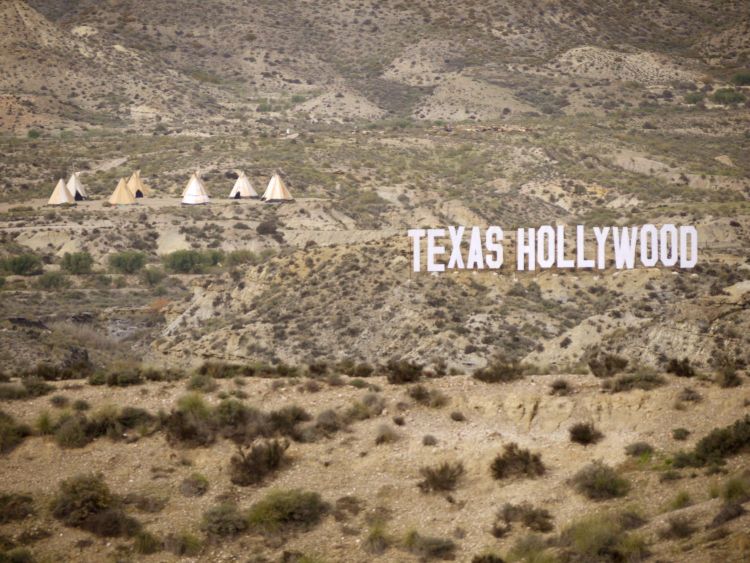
[1,0,750,561]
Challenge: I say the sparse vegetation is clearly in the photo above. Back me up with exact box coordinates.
[473,357,523,383]
[418,461,465,493]
[246,489,328,533]
[403,530,456,560]
[569,422,604,445]
[571,461,630,500]
[491,443,545,480]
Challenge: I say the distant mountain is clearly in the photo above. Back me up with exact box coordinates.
[1,0,748,133]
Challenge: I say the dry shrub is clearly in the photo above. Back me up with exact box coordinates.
[418,462,464,493]
[491,443,546,480]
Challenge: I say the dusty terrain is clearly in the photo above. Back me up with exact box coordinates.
[1,0,750,561]
[1,370,749,562]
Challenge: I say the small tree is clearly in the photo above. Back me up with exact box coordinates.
[108,251,147,274]
[3,254,43,276]
[61,252,94,275]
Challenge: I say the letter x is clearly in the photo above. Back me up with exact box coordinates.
[447,226,465,269]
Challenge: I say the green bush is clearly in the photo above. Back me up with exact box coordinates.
[673,415,750,467]
[200,503,247,537]
[0,410,30,453]
[54,415,91,448]
[180,473,209,497]
[658,515,695,539]
[497,502,554,533]
[506,534,552,562]
[61,252,94,275]
[164,393,217,447]
[140,267,166,287]
[408,384,448,407]
[226,250,260,267]
[385,359,422,384]
[0,493,34,523]
[666,358,694,377]
[711,88,746,105]
[164,531,202,556]
[35,271,68,290]
[51,473,113,527]
[418,461,464,493]
[108,251,147,274]
[229,439,289,486]
[2,254,43,276]
[560,513,648,562]
[473,357,523,383]
[491,443,545,480]
[403,530,456,560]
[105,368,144,387]
[731,70,750,85]
[197,361,254,379]
[683,92,704,104]
[186,373,217,392]
[246,489,328,533]
[163,250,223,274]
[625,442,653,457]
[571,461,630,500]
[672,428,690,441]
[134,530,162,554]
[588,352,628,378]
[605,372,665,393]
[721,474,750,503]
[0,547,35,562]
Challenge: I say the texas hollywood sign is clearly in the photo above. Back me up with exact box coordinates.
[407,224,698,273]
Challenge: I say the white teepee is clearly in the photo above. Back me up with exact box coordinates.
[182,173,210,205]
[109,178,137,205]
[228,171,258,199]
[261,172,293,202]
[66,172,88,200]
[48,179,74,205]
[126,170,152,198]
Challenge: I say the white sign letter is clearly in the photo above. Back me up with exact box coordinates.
[593,226,610,269]
[447,226,465,270]
[485,227,504,269]
[408,229,425,272]
[659,224,678,267]
[556,225,574,268]
[537,225,555,269]
[427,228,445,272]
[466,227,485,269]
[640,224,658,267]
[517,228,536,271]
[613,226,638,269]
[679,226,698,268]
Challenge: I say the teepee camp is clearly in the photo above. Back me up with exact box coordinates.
[66,172,88,200]
[126,170,152,198]
[109,178,137,205]
[228,171,258,199]
[182,172,210,205]
[48,179,74,205]
[261,172,294,203]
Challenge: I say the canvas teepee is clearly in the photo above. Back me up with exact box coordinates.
[66,172,88,200]
[182,172,210,205]
[228,171,258,199]
[261,172,293,202]
[109,178,137,205]
[126,170,152,198]
[48,179,74,205]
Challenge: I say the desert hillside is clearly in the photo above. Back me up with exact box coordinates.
[0,1,749,562]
